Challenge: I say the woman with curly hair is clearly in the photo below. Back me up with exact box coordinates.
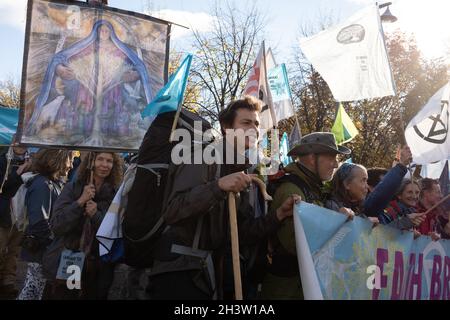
[42,152,123,300]
[18,148,74,300]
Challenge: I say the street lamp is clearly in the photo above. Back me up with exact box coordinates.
[379,2,398,23]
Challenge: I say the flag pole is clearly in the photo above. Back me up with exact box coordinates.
[167,54,193,143]
[379,3,411,179]
[169,104,181,142]
[290,99,302,139]
[283,63,302,138]
[262,41,282,176]
[423,194,450,216]
[394,94,414,180]
[262,41,277,130]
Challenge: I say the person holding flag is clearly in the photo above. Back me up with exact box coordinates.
[146,96,299,300]
[43,152,123,299]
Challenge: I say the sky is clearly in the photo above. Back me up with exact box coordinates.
[0,0,449,83]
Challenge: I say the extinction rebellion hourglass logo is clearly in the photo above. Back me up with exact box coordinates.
[413,102,449,144]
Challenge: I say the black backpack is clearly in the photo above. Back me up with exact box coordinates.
[122,109,212,268]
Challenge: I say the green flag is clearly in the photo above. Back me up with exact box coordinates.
[331,103,358,145]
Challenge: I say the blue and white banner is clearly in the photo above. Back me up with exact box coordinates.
[294,202,450,300]
[0,106,19,145]
[267,63,294,123]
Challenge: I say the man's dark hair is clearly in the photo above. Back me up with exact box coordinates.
[419,178,439,197]
[218,95,262,135]
[367,167,388,188]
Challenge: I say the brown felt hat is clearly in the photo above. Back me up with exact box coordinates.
[287,132,351,157]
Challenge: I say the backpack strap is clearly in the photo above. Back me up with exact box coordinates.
[137,163,169,187]
[278,174,319,203]
[123,163,170,243]
[170,215,217,299]
[169,163,221,299]
[189,163,221,251]
[267,173,321,277]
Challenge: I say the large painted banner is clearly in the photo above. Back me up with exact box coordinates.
[294,202,450,300]
[18,0,171,151]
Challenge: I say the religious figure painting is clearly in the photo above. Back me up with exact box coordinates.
[18,0,170,150]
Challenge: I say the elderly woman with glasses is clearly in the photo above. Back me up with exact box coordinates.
[324,163,396,224]
[325,145,415,222]
[325,163,371,219]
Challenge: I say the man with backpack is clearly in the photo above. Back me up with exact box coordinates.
[145,96,300,300]
[0,144,32,298]
[261,132,351,299]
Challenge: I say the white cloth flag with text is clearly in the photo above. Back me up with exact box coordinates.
[299,5,395,102]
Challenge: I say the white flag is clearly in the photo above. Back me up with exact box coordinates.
[420,159,449,179]
[405,83,450,164]
[243,43,275,129]
[299,5,395,102]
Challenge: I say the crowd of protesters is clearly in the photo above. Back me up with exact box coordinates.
[0,96,449,300]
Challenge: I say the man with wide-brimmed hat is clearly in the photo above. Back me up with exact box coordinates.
[261,132,350,299]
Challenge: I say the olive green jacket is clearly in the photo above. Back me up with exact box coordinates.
[262,161,325,300]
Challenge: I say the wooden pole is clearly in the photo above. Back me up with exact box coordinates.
[89,152,95,185]
[423,194,450,216]
[227,176,272,300]
[228,192,243,300]
[169,107,181,143]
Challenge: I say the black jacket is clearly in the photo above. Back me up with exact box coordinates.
[51,180,116,252]
[150,160,281,298]
[0,153,24,228]
[21,175,64,263]
[42,180,116,279]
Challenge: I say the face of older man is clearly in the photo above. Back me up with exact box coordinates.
[316,152,339,182]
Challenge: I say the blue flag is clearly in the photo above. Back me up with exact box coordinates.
[141,54,193,119]
[0,106,19,145]
[280,132,292,166]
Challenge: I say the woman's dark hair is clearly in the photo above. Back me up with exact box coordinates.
[76,152,123,188]
[331,162,367,203]
[218,95,263,135]
[31,149,73,179]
